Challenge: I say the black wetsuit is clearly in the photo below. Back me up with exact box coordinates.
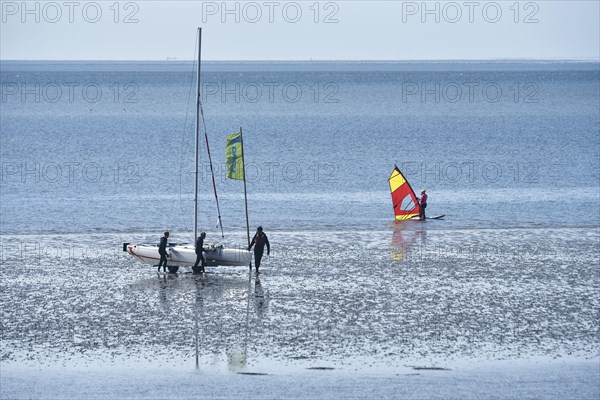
[249,232,270,273]
[193,236,205,272]
[419,202,427,220]
[158,236,168,272]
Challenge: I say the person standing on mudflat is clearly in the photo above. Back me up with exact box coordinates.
[193,232,206,273]
[158,231,169,273]
[248,226,270,274]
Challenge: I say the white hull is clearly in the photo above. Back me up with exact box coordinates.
[126,243,252,267]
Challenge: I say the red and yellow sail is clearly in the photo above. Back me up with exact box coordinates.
[389,165,420,220]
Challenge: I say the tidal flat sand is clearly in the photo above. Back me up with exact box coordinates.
[1,227,598,398]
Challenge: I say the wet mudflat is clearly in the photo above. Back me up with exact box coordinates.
[1,227,599,398]
[2,361,599,400]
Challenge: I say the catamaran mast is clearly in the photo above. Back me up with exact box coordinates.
[194,27,202,243]
[240,127,251,247]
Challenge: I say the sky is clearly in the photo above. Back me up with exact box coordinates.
[1,1,599,61]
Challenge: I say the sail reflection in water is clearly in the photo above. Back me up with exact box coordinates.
[390,222,426,262]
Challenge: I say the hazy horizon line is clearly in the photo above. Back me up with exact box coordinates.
[2,58,599,63]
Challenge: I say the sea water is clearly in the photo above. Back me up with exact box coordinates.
[1,61,599,398]
[1,61,599,233]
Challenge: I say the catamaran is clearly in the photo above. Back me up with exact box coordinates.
[388,165,445,221]
[123,28,252,273]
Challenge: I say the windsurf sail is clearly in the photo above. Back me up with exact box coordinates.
[388,165,421,220]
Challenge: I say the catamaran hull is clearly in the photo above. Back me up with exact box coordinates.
[126,243,252,267]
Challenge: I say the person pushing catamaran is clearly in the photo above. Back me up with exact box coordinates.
[157,231,169,273]
[193,232,206,274]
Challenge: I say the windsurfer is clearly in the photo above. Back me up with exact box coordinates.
[157,231,169,272]
[193,232,206,273]
[418,190,428,220]
[248,226,270,274]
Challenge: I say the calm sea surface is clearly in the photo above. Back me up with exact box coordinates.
[1,61,598,234]
[1,61,599,398]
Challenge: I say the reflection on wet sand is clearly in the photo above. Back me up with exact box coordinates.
[0,228,598,372]
[184,271,271,370]
[390,221,426,262]
[254,277,269,318]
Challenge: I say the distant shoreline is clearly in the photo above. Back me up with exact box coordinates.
[2,59,598,72]
[2,58,598,63]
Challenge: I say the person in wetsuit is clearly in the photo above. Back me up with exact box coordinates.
[193,231,206,273]
[248,226,270,274]
[418,189,428,220]
[158,231,169,272]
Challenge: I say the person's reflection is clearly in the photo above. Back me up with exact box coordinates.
[156,272,181,310]
[192,274,207,369]
[254,276,268,318]
[417,229,427,244]
[413,229,426,261]
[157,275,169,306]
[193,274,206,310]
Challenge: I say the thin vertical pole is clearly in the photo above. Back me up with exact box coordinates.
[240,127,251,247]
[194,27,202,243]
[243,270,251,362]
[195,317,199,369]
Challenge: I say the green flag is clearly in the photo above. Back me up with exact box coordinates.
[226,132,244,180]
